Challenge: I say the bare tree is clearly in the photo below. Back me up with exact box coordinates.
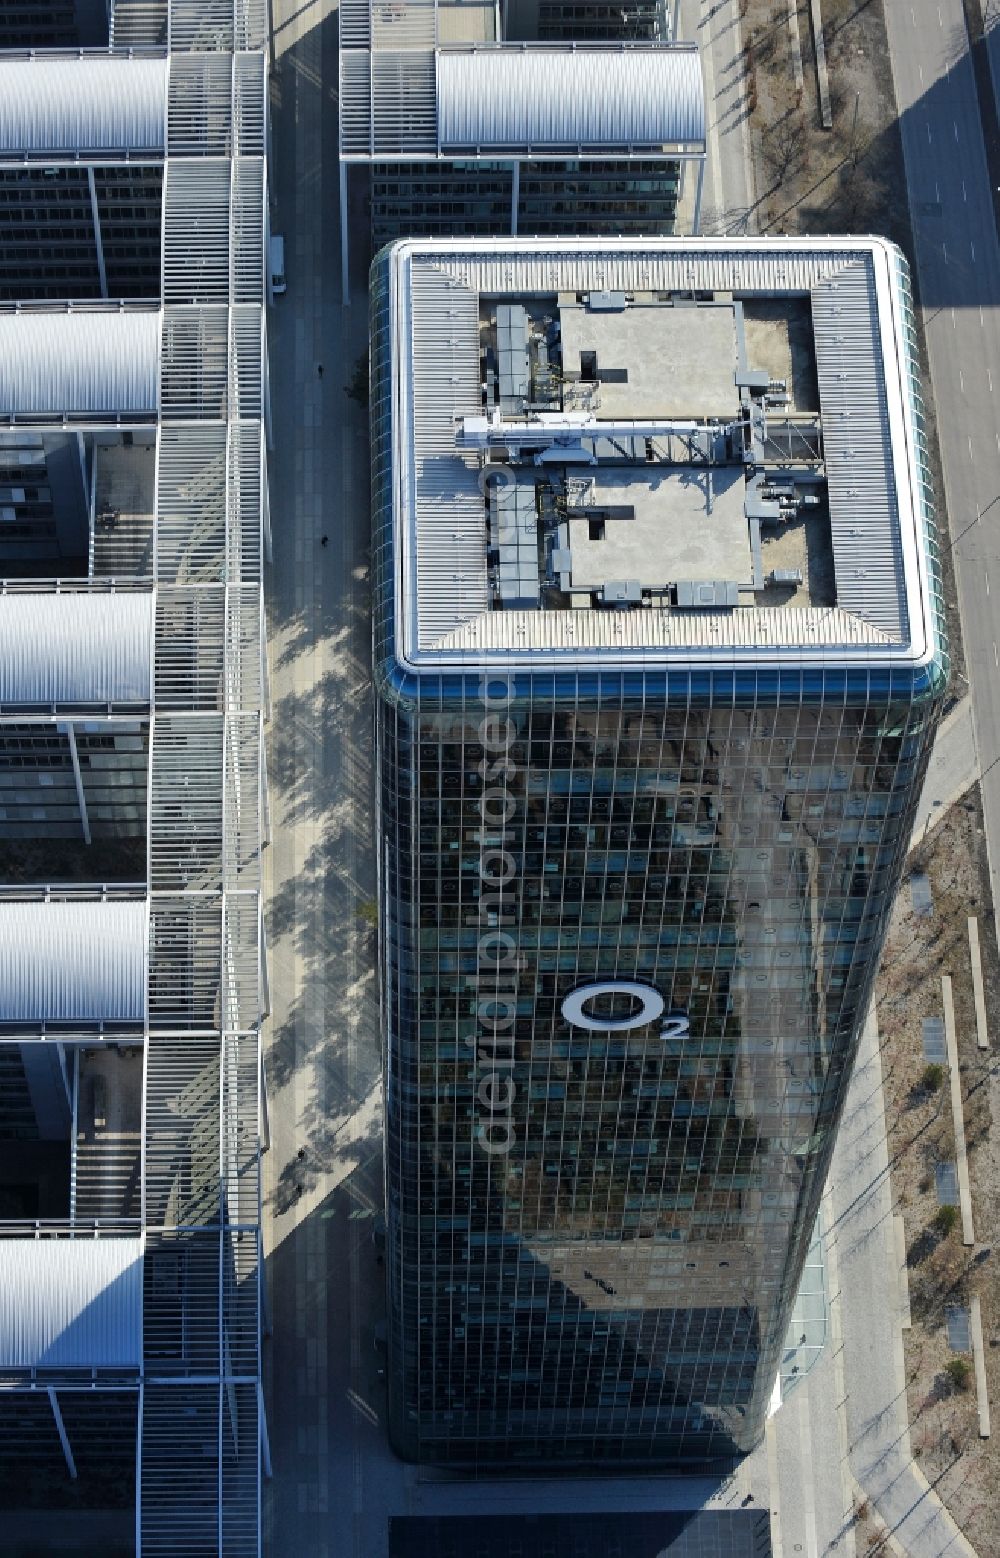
[763,116,809,189]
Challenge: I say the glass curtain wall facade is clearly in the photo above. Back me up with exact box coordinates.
[371,239,948,1467]
[502,0,668,40]
[0,2,108,48]
[371,163,680,251]
[0,168,163,301]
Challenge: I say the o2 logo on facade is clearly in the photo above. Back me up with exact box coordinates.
[561,980,690,1039]
[475,979,688,1157]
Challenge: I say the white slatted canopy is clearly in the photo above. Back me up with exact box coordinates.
[0,57,168,155]
[0,311,160,418]
[0,1239,143,1370]
[436,46,706,151]
[0,901,148,1024]
[0,592,154,707]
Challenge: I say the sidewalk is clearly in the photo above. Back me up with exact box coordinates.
[911,697,979,852]
[829,1008,978,1557]
[685,0,756,234]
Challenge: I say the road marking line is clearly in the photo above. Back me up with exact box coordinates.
[988,370,993,393]
[346,1389,379,1427]
[927,121,933,143]
[994,642,998,668]
[971,241,976,262]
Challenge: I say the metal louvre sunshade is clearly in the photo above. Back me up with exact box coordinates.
[0,57,168,155]
[0,311,160,418]
[435,48,706,150]
[0,1239,142,1370]
[0,592,153,707]
[811,260,909,640]
[0,900,148,1023]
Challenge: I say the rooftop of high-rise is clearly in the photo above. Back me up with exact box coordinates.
[376,236,945,675]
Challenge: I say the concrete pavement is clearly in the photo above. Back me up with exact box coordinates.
[911,696,979,849]
[264,1,387,1553]
[691,0,757,234]
[826,1010,976,1558]
[747,1283,858,1557]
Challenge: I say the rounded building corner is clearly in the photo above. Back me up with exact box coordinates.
[373,647,419,710]
[913,640,951,705]
[867,232,908,271]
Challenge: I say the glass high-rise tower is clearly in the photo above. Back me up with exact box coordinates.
[371,237,947,1466]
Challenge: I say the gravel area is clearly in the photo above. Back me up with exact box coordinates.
[877,787,1000,1552]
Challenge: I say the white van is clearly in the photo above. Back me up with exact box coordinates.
[269,235,286,298]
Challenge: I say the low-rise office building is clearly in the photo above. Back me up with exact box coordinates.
[338,0,706,292]
[0,3,271,1551]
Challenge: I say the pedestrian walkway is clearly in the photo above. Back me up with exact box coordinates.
[690,0,755,234]
[829,1008,978,1557]
[911,697,979,851]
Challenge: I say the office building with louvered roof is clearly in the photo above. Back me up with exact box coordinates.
[337,0,707,295]
[372,236,947,1466]
[0,3,271,1551]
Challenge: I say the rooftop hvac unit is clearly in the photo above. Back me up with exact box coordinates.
[674,580,739,608]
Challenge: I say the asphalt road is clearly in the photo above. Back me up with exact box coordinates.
[885,0,1000,943]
